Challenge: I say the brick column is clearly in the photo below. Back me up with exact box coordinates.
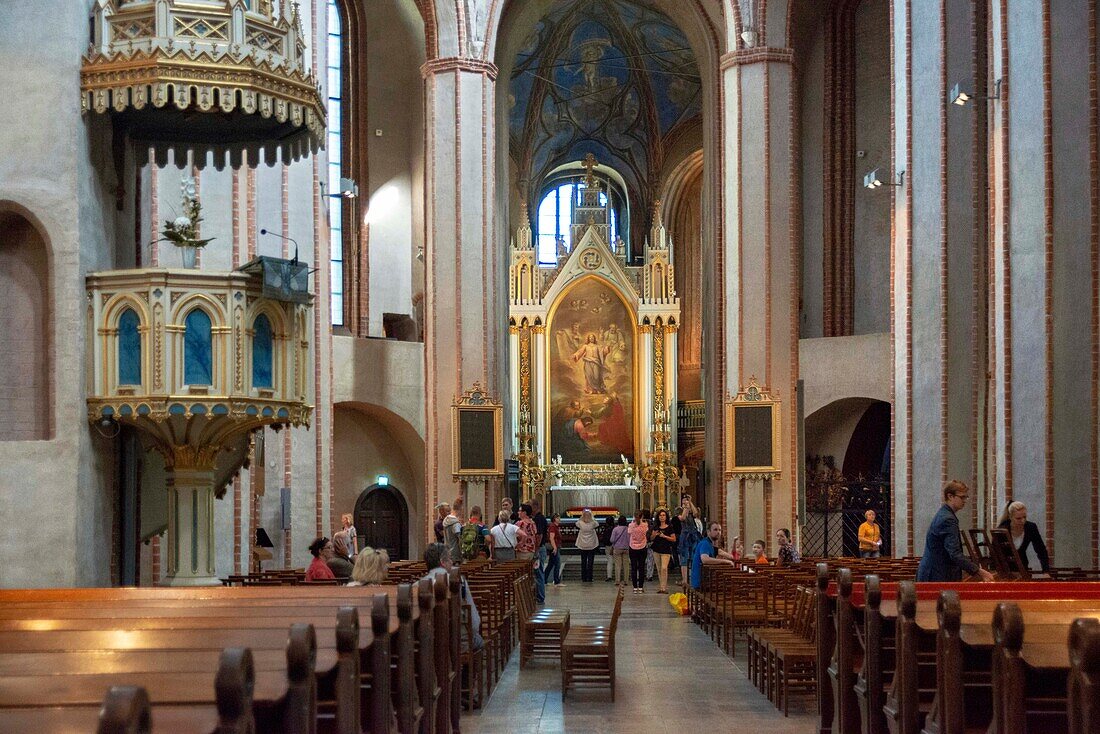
[421,57,504,541]
[720,47,800,547]
[891,0,987,554]
[987,0,1099,567]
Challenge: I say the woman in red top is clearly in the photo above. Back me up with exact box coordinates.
[546,514,565,587]
[306,536,337,581]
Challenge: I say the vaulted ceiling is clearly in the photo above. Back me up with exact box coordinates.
[508,0,702,211]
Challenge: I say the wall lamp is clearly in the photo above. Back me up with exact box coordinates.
[863,168,905,189]
[949,79,1002,106]
[337,177,359,198]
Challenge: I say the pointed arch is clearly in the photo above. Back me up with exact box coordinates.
[183,307,214,386]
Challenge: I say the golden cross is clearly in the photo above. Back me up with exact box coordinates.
[582,153,598,187]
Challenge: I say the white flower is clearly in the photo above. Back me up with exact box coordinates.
[181,178,196,198]
[173,216,191,230]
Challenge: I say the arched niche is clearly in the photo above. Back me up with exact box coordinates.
[804,397,891,477]
[0,204,52,440]
[332,401,425,559]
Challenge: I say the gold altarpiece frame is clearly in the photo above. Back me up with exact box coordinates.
[508,180,680,513]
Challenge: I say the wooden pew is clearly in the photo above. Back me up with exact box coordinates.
[0,580,463,734]
[832,577,1100,734]
[0,635,310,733]
[0,600,379,733]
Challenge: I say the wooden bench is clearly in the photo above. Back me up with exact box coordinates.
[518,575,570,668]
[816,566,1100,734]
[561,584,624,700]
[0,573,467,734]
[747,583,817,715]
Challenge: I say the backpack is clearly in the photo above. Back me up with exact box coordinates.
[460,522,485,561]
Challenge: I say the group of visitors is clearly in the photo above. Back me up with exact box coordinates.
[305,531,390,585]
[916,479,1050,582]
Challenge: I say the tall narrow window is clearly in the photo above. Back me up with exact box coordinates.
[535,178,621,265]
[118,308,142,386]
[184,308,213,386]
[252,314,274,389]
[327,0,345,325]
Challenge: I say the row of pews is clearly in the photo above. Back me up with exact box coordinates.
[0,561,531,733]
[817,563,1100,734]
[688,557,919,716]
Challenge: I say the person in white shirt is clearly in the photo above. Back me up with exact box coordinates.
[489,510,528,561]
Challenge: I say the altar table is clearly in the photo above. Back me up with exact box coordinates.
[548,485,637,515]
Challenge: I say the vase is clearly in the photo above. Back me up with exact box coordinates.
[180,246,197,269]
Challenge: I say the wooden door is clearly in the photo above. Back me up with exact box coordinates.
[354,485,408,561]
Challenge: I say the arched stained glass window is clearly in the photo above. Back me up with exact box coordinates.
[184,308,213,386]
[118,308,141,386]
[535,178,621,265]
[252,314,274,389]
[327,0,345,325]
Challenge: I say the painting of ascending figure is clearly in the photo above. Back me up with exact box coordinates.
[549,277,634,464]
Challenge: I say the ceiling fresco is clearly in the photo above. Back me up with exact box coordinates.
[508,0,702,214]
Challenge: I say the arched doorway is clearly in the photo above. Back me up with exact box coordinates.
[354,484,409,560]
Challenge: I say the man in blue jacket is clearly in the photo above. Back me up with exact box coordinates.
[916,480,995,582]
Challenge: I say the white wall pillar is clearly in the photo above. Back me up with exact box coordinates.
[422,58,504,539]
[720,48,799,546]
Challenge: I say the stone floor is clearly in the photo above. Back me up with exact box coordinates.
[461,576,817,733]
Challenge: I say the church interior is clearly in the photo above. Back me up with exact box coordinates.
[1,0,1099,731]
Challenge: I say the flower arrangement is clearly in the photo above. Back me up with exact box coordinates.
[160,177,215,248]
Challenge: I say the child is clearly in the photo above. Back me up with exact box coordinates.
[752,539,769,565]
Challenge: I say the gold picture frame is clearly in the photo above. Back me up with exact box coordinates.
[451,382,504,480]
[724,376,782,479]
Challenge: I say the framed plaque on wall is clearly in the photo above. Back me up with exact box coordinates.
[451,382,504,480]
[724,377,782,479]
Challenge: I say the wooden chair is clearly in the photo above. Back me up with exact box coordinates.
[988,528,1031,579]
[518,576,570,668]
[561,585,624,700]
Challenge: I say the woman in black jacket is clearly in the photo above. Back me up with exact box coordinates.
[997,501,1050,572]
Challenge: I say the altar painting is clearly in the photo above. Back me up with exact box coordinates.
[549,278,635,463]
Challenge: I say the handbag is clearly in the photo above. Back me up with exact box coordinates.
[493,525,517,561]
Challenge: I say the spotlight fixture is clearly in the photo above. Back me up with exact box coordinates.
[949,79,1002,107]
[863,168,905,189]
[93,415,121,439]
[338,177,359,198]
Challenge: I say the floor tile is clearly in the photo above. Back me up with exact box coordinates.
[461,579,817,732]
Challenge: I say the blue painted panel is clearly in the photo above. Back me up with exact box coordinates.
[118,308,142,385]
[509,0,702,199]
[252,314,274,389]
[184,308,213,385]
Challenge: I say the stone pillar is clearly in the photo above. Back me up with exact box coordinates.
[720,47,799,545]
[165,453,219,586]
[421,58,504,539]
[891,0,987,554]
[988,0,1099,567]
